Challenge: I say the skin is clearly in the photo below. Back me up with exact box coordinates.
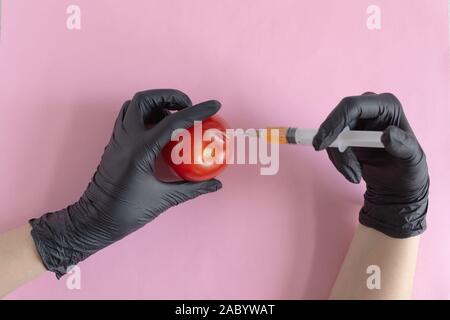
[330,224,420,300]
[0,222,420,299]
[0,224,46,298]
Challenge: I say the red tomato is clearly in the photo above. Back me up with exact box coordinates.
[162,115,230,182]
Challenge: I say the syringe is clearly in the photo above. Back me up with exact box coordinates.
[251,126,384,152]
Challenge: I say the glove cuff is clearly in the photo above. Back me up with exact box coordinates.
[29,208,88,279]
[359,196,428,239]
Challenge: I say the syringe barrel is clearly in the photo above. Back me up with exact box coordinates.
[294,127,384,152]
[334,130,383,150]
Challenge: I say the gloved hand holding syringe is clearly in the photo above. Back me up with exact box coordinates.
[249,126,383,152]
[248,92,429,240]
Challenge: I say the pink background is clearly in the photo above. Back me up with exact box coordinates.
[1,0,449,299]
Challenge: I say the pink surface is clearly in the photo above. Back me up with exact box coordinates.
[0,0,449,299]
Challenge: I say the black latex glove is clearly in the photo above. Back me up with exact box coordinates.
[313,92,429,239]
[30,89,222,278]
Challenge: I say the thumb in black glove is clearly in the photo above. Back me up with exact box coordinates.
[313,92,429,239]
[30,89,222,278]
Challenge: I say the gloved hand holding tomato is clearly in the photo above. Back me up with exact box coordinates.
[29,89,226,278]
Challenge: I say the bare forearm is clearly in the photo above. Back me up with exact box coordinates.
[0,224,46,298]
[330,224,420,300]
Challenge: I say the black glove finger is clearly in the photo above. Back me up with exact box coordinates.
[147,100,221,158]
[326,148,362,183]
[113,100,131,131]
[160,179,222,206]
[312,92,404,150]
[123,89,192,132]
[172,178,222,197]
[381,125,423,163]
